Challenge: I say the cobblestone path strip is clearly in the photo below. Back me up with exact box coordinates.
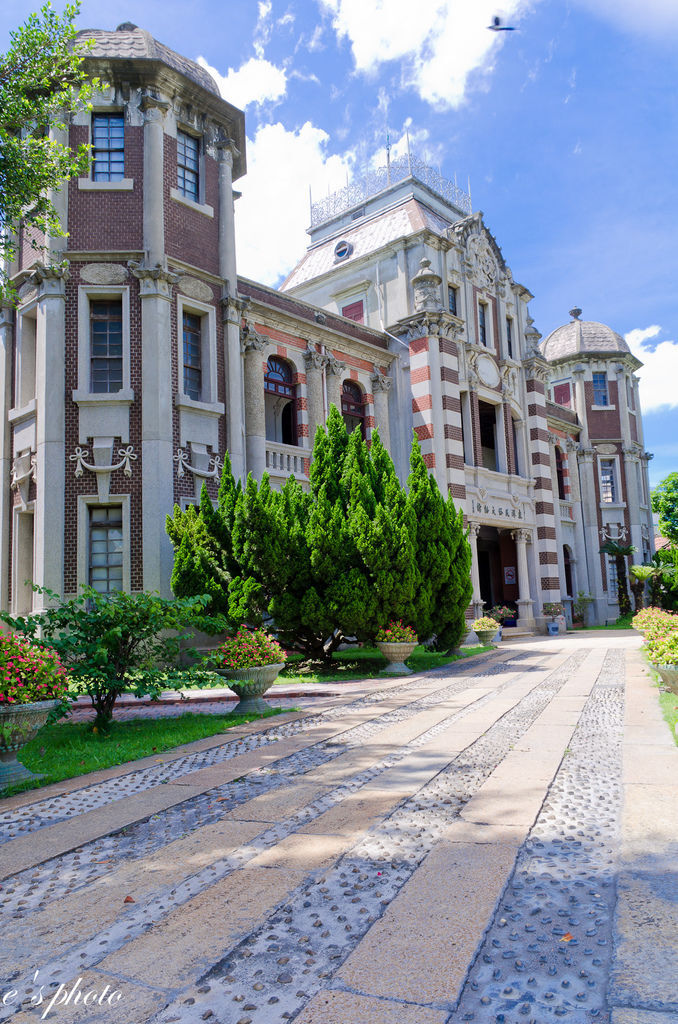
[0,652,548,916]
[143,651,590,1024]
[449,647,624,1024]
[0,651,537,845]
[0,651,584,1020]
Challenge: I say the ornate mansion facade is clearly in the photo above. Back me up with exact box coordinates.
[0,24,654,630]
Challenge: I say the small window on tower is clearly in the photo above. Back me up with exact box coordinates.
[448,286,457,316]
[506,317,513,359]
[341,300,364,323]
[92,114,125,181]
[593,372,609,406]
[177,130,200,201]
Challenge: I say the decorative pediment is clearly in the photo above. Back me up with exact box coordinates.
[448,212,508,285]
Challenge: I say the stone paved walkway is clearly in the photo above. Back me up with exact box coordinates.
[0,634,676,1024]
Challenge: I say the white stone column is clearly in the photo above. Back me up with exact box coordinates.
[573,366,589,444]
[32,266,69,610]
[0,305,14,611]
[468,521,484,620]
[326,355,346,415]
[242,328,267,480]
[133,267,179,596]
[217,141,245,480]
[622,445,643,556]
[140,94,169,266]
[512,527,535,627]
[370,371,392,452]
[303,345,327,449]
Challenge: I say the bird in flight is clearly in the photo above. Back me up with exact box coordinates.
[488,15,516,30]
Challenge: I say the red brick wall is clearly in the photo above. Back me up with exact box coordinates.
[164,136,220,276]
[67,125,144,252]
[586,379,621,439]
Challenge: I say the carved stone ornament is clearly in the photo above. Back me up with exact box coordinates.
[173,446,222,481]
[178,276,214,303]
[401,311,461,342]
[370,371,392,392]
[303,344,327,372]
[70,441,136,503]
[467,235,498,288]
[17,282,38,304]
[326,354,346,377]
[80,263,128,286]
[411,257,442,313]
[595,443,617,456]
[11,451,36,509]
[474,352,500,389]
[600,523,628,542]
[240,321,267,354]
[501,364,518,398]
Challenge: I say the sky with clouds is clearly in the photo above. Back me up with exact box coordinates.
[2,0,677,487]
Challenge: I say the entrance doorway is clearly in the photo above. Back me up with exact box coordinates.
[476,526,520,613]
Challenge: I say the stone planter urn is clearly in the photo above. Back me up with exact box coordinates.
[653,664,678,695]
[474,629,496,645]
[0,699,59,788]
[213,663,285,714]
[376,641,417,675]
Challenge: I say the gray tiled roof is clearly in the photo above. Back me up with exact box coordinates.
[75,24,220,96]
[282,198,452,290]
[540,319,631,361]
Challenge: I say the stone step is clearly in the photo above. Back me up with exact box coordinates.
[500,628,535,640]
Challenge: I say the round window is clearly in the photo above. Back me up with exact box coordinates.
[334,240,352,261]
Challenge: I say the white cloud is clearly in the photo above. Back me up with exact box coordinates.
[625,326,678,413]
[197,55,287,109]
[318,0,536,108]
[234,122,353,284]
[570,0,678,36]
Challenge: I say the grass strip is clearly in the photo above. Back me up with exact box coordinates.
[4,708,290,797]
[277,643,491,685]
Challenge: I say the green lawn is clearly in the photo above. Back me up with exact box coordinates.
[277,643,491,685]
[658,689,678,747]
[3,708,290,797]
[576,612,634,631]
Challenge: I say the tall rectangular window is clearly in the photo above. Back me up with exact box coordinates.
[182,312,202,401]
[90,300,123,393]
[593,371,609,406]
[89,507,123,594]
[607,555,618,594]
[478,303,488,346]
[177,130,199,201]
[448,286,457,316]
[600,459,617,503]
[506,317,513,358]
[92,114,124,181]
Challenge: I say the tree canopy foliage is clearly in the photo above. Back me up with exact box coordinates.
[167,409,473,659]
[1,1,97,300]
[652,472,678,547]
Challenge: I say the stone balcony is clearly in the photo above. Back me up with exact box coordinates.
[265,441,311,485]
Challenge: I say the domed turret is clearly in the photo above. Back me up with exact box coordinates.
[540,307,632,363]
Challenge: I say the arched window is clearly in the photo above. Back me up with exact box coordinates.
[341,380,366,438]
[555,446,566,501]
[264,356,297,446]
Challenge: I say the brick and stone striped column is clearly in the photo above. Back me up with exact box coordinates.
[524,352,561,618]
[438,326,466,504]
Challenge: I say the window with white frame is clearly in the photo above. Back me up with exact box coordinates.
[75,287,132,400]
[506,317,513,359]
[592,371,609,406]
[177,130,200,201]
[90,300,123,393]
[89,506,123,594]
[478,302,488,346]
[600,459,617,503]
[448,285,458,317]
[92,113,124,181]
[607,555,618,596]
[176,296,218,406]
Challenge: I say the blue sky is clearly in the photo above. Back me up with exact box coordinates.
[3,0,677,487]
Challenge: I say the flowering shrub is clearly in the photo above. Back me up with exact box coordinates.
[542,602,564,620]
[632,607,678,639]
[209,627,285,671]
[646,631,678,666]
[0,633,69,705]
[489,605,514,624]
[375,621,418,643]
[473,616,499,632]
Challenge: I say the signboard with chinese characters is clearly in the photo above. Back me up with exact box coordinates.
[469,497,524,520]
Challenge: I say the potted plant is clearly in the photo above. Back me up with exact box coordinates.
[375,621,418,675]
[0,633,70,788]
[473,616,500,645]
[646,630,678,695]
[207,626,285,713]
[542,602,564,636]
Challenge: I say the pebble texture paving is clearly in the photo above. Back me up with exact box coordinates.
[0,637,672,1024]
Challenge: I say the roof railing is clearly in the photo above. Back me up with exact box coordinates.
[309,153,472,227]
